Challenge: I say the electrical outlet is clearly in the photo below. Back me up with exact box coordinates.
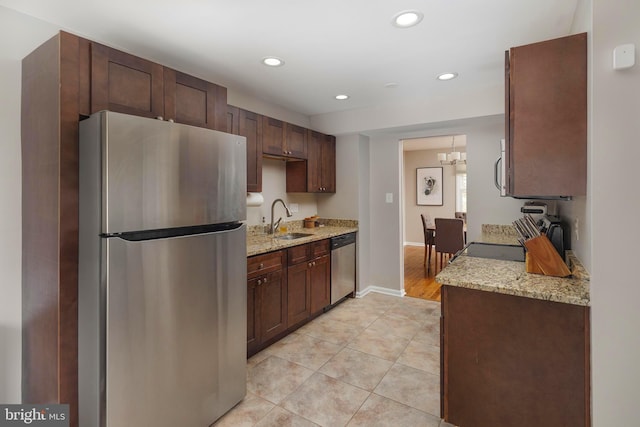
[385,193,393,203]
[289,203,299,213]
[574,217,580,241]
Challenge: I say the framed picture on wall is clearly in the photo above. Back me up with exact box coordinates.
[417,167,443,206]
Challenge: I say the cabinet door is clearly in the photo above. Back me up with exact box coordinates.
[320,134,336,193]
[247,276,260,355]
[262,117,286,157]
[91,42,164,118]
[239,109,263,193]
[285,123,308,159]
[506,33,586,197]
[287,262,311,327]
[227,105,240,135]
[164,68,227,131]
[442,285,590,427]
[306,130,322,192]
[259,270,287,343]
[309,254,330,315]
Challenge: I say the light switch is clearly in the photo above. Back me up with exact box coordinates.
[613,43,635,70]
[385,193,393,203]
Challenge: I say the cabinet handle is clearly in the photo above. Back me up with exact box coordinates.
[168,118,174,123]
[257,279,262,286]
[263,277,268,283]
[156,116,164,121]
[259,263,264,269]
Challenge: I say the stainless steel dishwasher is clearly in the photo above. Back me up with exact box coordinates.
[330,232,356,305]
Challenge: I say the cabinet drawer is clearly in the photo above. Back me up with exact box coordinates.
[288,244,310,266]
[248,250,284,278]
[310,239,330,258]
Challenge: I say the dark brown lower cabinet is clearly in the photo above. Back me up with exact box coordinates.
[246,239,333,357]
[287,261,311,327]
[441,285,590,427]
[247,251,287,357]
[309,254,330,315]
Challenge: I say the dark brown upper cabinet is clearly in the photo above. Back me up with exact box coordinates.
[505,32,587,198]
[286,131,335,193]
[284,123,308,159]
[262,116,286,157]
[90,42,164,119]
[228,105,263,193]
[164,68,227,131]
[262,117,307,159]
[91,43,227,132]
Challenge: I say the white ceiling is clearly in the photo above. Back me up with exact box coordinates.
[1,0,579,118]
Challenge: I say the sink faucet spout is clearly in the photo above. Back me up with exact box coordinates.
[269,199,293,234]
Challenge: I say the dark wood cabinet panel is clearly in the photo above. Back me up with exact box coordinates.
[442,285,590,427]
[247,251,287,357]
[247,275,258,354]
[309,254,330,315]
[227,105,240,135]
[259,270,287,342]
[90,42,164,118]
[262,116,286,157]
[21,31,81,427]
[228,106,263,192]
[286,131,336,193]
[284,123,308,159]
[164,69,227,131]
[263,117,307,159]
[506,33,587,197]
[239,109,263,193]
[287,261,311,327]
[321,134,336,193]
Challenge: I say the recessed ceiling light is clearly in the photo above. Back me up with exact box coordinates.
[392,10,423,28]
[262,57,284,67]
[437,72,458,81]
[335,94,349,100]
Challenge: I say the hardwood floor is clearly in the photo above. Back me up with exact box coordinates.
[403,245,444,302]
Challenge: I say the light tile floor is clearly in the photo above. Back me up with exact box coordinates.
[214,293,455,427]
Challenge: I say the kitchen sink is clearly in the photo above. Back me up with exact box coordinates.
[275,232,313,240]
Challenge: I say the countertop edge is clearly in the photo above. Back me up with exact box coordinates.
[247,226,358,257]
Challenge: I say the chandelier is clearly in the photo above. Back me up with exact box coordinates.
[438,136,466,165]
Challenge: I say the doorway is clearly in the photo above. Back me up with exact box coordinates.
[401,135,467,301]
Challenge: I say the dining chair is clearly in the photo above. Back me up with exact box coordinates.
[434,218,465,271]
[421,214,435,272]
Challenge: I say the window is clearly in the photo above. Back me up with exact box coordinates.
[456,173,467,212]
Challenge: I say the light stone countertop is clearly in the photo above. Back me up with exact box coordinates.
[247,219,358,257]
[436,224,590,306]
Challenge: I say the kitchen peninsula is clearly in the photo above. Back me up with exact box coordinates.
[436,225,590,427]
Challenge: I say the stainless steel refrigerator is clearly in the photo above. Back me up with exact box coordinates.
[78,111,247,426]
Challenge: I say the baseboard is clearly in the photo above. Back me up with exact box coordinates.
[356,285,405,299]
[404,241,424,247]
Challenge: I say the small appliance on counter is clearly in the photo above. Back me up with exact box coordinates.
[539,215,569,260]
[520,201,547,222]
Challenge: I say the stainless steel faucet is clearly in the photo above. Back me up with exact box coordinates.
[269,198,293,234]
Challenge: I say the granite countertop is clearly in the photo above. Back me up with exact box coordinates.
[247,219,358,257]
[436,224,590,306]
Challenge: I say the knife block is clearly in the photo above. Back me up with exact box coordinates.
[524,235,571,277]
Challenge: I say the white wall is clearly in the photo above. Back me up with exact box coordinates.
[0,6,62,404]
[403,149,462,245]
[317,134,371,294]
[246,158,317,227]
[591,0,640,424]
